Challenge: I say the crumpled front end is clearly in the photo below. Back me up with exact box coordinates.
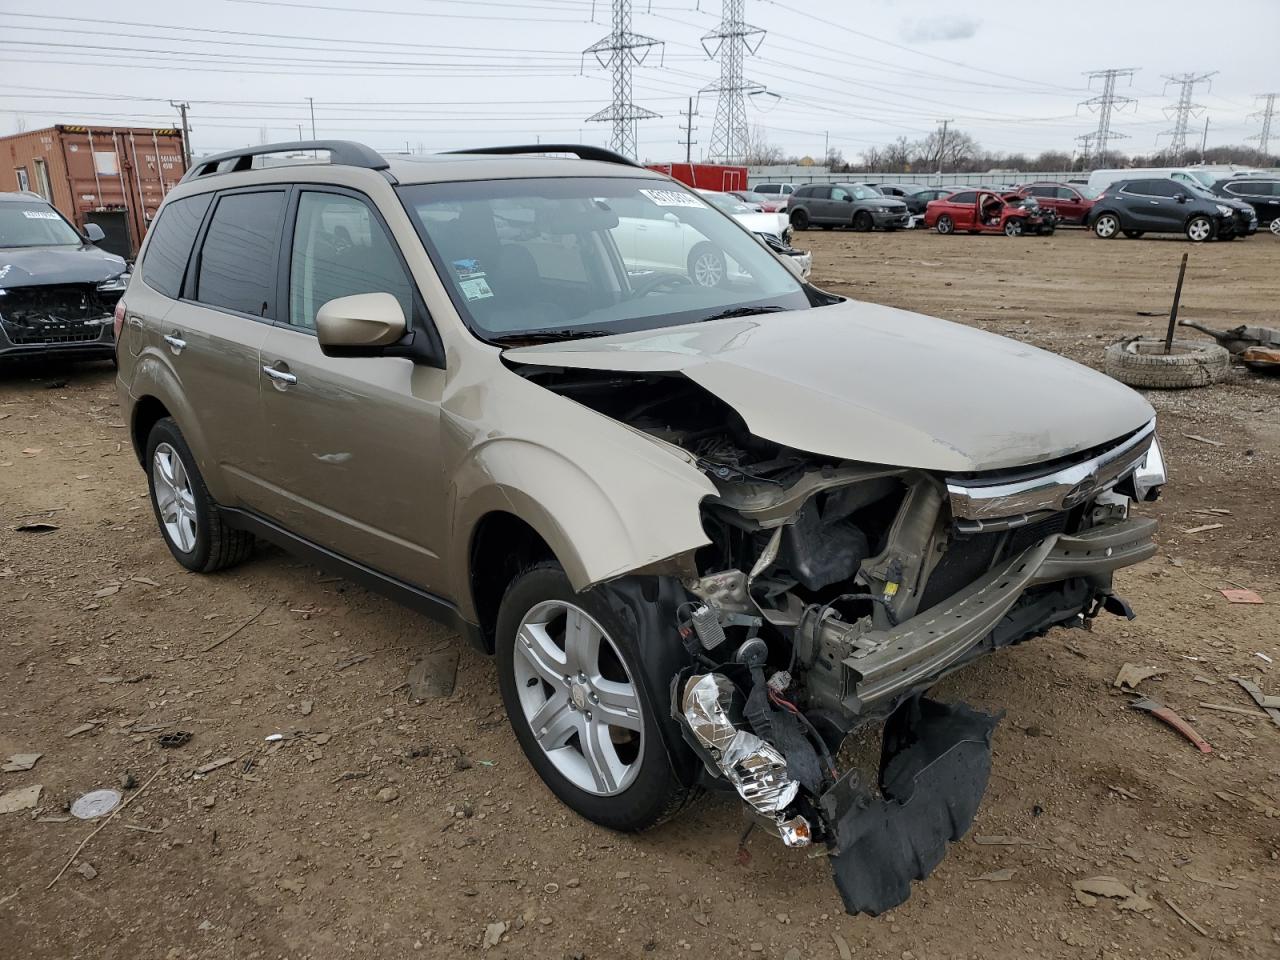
[0,282,120,358]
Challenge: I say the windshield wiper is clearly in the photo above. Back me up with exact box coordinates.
[697,305,788,322]
[490,329,615,347]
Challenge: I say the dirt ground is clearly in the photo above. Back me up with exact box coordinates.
[2,227,1278,960]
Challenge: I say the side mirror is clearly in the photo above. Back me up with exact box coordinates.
[315,292,407,356]
[83,222,106,243]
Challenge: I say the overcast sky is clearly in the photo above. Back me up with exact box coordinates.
[1,0,1276,163]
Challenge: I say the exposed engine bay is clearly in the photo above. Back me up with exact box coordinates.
[516,362,1165,915]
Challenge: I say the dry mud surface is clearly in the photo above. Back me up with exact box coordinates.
[2,226,1278,959]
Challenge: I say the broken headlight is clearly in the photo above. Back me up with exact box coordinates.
[96,273,130,293]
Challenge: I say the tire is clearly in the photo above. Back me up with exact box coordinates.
[1093,213,1120,239]
[495,562,695,832]
[789,209,809,231]
[1103,338,1231,389]
[852,210,874,232]
[687,242,726,288]
[145,417,254,572]
[1004,219,1024,237]
[1185,216,1213,243]
[1270,219,1280,236]
[1123,230,1144,239]
[935,215,954,235]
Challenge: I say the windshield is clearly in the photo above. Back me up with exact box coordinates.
[702,193,754,215]
[1189,170,1218,187]
[847,184,881,200]
[398,177,809,343]
[0,201,84,248]
[1078,184,1103,199]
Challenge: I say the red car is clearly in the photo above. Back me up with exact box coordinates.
[924,189,1053,237]
[1016,182,1100,225]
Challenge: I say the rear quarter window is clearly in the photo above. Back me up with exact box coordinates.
[141,194,213,298]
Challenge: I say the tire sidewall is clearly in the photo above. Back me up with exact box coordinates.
[790,209,809,231]
[495,564,688,832]
[1094,213,1119,238]
[145,418,216,572]
[852,210,873,232]
[936,215,953,234]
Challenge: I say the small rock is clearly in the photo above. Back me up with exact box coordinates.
[750,943,764,953]
[300,700,313,716]
[119,770,138,790]
[566,877,580,888]
[202,796,216,809]
[197,920,213,932]
[454,755,473,771]
[376,786,399,803]
[482,920,508,950]
[75,862,97,880]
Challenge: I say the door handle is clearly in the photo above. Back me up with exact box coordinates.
[262,364,298,386]
[163,333,186,353]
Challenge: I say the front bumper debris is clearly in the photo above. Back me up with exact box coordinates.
[822,698,1000,916]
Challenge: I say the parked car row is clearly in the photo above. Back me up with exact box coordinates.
[748,169,1279,242]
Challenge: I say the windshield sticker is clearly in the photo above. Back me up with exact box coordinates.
[452,257,484,278]
[458,276,494,301]
[22,210,61,220]
[639,188,704,208]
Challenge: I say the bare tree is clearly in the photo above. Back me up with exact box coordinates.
[742,124,786,165]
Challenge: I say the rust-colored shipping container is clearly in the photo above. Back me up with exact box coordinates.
[0,125,188,258]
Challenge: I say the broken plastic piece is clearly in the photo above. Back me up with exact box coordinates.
[70,789,122,820]
[1127,695,1212,753]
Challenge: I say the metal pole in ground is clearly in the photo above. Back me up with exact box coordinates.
[1165,252,1189,354]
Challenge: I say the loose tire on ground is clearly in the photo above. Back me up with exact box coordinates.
[145,417,255,572]
[1103,338,1231,389]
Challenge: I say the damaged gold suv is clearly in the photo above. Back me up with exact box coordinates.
[115,142,1167,915]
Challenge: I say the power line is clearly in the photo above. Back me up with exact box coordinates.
[701,0,769,164]
[1160,71,1215,155]
[1077,68,1137,163]
[583,0,663,159]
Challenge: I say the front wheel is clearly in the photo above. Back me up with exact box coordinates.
[1004,218,1024,237]
[852,210,874,232]
[1093,213,1120,239]
[145,418,254,572]
[935,215,954,235]
[495,563,694,832]
[1269,219,1280,236]
[1185,216,1213,243]
[687,242,726,287]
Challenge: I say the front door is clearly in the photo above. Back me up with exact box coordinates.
[253,187,448,592]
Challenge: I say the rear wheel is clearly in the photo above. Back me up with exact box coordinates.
[1093,213,1120,239]
[789,208,809,231]
[495,563,694,832]
[1185,216,1213,243]
[935,215,954,235]
[145,418,254,573]
[687,242,726,287]
[1123,229,1144,239]
[852,210,874,232]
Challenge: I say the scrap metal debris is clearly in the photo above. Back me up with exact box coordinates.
[1127,695,1212,753]
[1232,677,1280,730]
[157,731,192,749]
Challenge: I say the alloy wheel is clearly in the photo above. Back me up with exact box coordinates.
[936,215,953,235]
[1004,219,1023,237]
[1270,219,1280,236]
[152,442,198,553]
[692,251,724,287]
[1095,215,1118,239]
[1187,217,1212,242]
[512,600,645,796]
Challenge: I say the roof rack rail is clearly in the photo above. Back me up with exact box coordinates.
[180,140,389,183]
[443,144,640,168]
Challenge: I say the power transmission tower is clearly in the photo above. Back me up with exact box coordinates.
[701,0,768,164]
[1160,71,1216,156]
[583,0,663,160]
[1076,68,1137,165]
[1248,93,1278,157]
[678,97,698,163]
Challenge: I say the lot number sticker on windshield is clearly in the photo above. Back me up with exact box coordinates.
[639,189,704,208]
[459,276,494,301]
[22,210,61,220]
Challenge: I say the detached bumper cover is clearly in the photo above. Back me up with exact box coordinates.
[837,516,1158,712]
[823,698,1000,916]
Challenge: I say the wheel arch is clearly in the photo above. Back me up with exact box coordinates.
[126,356,229,501]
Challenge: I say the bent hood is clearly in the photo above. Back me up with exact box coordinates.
[0,245,128,288]
[733,211,789,237]
[504,300,1154,473]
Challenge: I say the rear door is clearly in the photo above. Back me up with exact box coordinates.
[154,188,285,506]
[806,185,833,222]
[253,186,449,590]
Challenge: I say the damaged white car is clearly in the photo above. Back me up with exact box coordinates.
[118,142,1166,916]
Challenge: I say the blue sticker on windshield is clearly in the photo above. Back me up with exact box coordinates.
[452,258,483,278]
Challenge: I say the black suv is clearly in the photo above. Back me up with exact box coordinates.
[1210,176,1280,235]
[0,191,129,361]
[872,184,953,215]
[1087,178,1239,243]
[787,183,910,232]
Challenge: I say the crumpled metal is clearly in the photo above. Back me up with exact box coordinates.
[681,673,799,816]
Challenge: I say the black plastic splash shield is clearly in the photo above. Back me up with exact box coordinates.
[821,698,1000,916]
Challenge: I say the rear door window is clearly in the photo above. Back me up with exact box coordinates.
[195,190,286,318]
[949,191,977,204]
[140,194,212,298]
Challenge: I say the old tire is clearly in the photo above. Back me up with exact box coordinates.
[1094,213,1120,239]
[789,209,809,231]
[145,417,254,572]
[495,562,695,832]
[1103,338,1231,389]
[935,215,954,235]
[687,242,726,287]
[852,210,874,232]
[1185,216,1213,243]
